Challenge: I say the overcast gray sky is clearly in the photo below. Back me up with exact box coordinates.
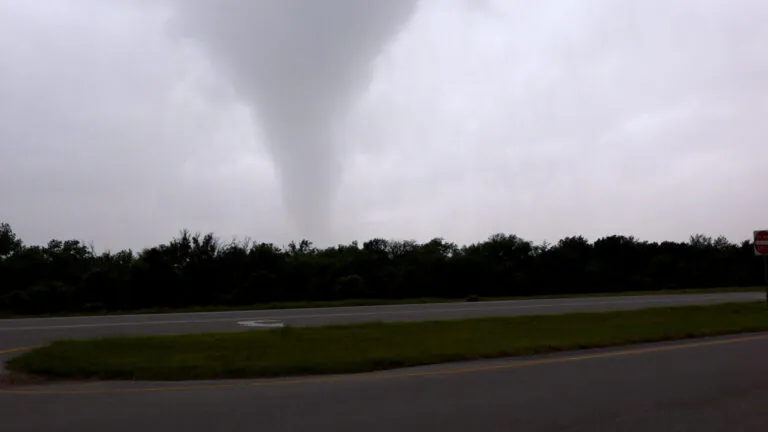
[1,0,766,251]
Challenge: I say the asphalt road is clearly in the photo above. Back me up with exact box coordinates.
[0,292,762,349]
[3,332,768,431]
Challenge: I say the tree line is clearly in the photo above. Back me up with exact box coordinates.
[0,222,763,315]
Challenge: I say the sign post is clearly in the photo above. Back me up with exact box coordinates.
[754,230,768,306]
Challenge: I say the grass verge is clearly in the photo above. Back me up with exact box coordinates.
[8,301,768,381]
[0,286,762,319]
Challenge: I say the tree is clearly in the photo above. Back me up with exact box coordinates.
[0,223,22,258]
[0,220,761,315]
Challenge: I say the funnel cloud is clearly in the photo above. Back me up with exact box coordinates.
[172,0,419,242]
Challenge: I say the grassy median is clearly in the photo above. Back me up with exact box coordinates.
[8,301,768,381]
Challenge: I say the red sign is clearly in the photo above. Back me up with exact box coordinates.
[755,230,768,256]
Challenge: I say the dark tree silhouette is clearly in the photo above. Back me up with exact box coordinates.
[0,222,762,315]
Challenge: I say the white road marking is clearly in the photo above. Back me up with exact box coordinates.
[238,320,285,328]
[0,294,753,332]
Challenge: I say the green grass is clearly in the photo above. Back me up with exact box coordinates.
[9,301,768,381]
[0,286,762,319]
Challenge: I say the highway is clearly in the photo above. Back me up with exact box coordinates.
[0,291,761,349]
[1,292,766,431]
[2,333,768,431]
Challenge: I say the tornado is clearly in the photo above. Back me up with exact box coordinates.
[171,0,419,243]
